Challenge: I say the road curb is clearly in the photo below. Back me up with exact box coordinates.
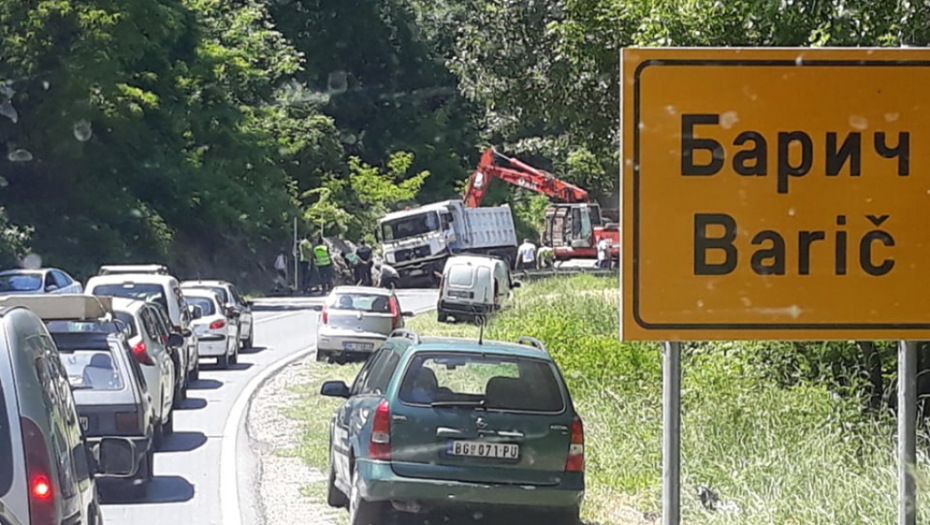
[221,301,437,525]
[220,344,317,525]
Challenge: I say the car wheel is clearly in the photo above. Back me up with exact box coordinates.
[437,310,448,323]
[316,350,328,362]
[244,330,253,349]
[348,463,385,525]
[218,354,230,369]
[230,349,238,365]
[190,363,200,382]
[326,451,348,508]
[153,422,164,450]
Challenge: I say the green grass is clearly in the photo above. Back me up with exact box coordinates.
[284,275,930,525]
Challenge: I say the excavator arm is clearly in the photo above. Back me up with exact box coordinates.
[463,148,590,207]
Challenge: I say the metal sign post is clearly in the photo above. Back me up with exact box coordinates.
[663,341,681,525]
[898,340,917,525]
[293,217,299,291]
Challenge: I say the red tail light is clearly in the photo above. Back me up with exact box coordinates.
[132,341,154,366]
[210,319,226,330]
[368,399,391,460]
[321,304,329,324]
[21,416,56,525]
[389,297,400,330]
[565,416,584,472]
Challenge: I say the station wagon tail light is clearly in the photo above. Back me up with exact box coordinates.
[389,297,400,330]
[20,416,56,524]
[210,319,226,330]
[116,412,140,433]
[132,341,155,366]
[321,304,329,325]
[369,399,391,460]
[565,416,584,472]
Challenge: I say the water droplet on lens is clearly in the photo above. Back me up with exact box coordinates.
[327,71,348,94]
[22,253,42,269]
[73,120,92,142]
[0,101,18,123]
[7,149,33,162]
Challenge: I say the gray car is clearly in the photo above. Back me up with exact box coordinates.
[312,286,414,363]
[0,303,134,525]
[50,330,157,498]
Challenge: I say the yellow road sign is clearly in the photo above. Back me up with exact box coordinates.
[620,47,930,341]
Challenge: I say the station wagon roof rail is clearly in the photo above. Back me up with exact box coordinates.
[389,328,420,345]
[0,294,114,320]
[516,336,548,353]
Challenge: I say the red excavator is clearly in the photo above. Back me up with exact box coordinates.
[463,147,619,261]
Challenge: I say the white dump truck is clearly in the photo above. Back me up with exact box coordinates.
[377,199,518,287]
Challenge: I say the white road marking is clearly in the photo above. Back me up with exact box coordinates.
[254,311,304,324]
[220,344,317,525]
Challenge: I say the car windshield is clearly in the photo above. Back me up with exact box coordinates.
[0,273,42,292]
[327,293,391,313]
[186,286,228,304]
[92,283,168,313]
[59,349,125,391]
[381,212,440,242]
[187,296,216,316]
[0,378,11,497]
[398,353,565,412]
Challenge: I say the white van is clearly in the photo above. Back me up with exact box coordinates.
[436,255,520,323]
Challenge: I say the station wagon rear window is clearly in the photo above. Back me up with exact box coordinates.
[0,379,12,496]
[186,296,217,316]
[59,349,125,391]
[0,273,42,292]
[398,353,565,412]
[92,283,169,313]
[187,286,228,304]
[328,293,392,313]
[46,319,131,338]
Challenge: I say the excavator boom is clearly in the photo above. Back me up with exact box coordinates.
[463,148,590,207]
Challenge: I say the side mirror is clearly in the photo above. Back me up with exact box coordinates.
[96,437,136,476]
[320,380,351,398]
[226,308,240,318]
[45,284,59,292]
[181,328,192,338]
[512,281,522,288]
[244,301,253,308]
[311,305,323,312]
[402,311,414,317]
[167,333,185,348]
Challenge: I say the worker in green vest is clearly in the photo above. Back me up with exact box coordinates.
[314,236,334,293]
[298,233,316,294]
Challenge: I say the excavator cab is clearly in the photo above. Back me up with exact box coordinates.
[544,203,601,250]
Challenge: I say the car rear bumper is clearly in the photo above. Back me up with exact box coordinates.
[438,301,499,315]
[316,333,386,354]
[198,336,228,357]
[357,459,584,509]
[87,436,151,480]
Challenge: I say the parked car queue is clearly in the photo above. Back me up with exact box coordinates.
[0,263,256,525]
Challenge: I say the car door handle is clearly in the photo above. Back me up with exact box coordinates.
[495,430,524,438]
[436,427,464,437]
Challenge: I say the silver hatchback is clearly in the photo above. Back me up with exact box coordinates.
[313,286,414,363]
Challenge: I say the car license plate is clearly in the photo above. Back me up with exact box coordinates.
[79,417,88,431]
[343,342,373,351]
[447,441,519,459]
[448,290,472,299]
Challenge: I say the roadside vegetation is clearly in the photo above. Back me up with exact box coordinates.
[287,275,930,524]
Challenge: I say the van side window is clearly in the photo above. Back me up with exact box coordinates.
[27,335,77,498]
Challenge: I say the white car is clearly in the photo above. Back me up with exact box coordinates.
[313,286,413,363]
[0,268,83,295]
[107,298,178,447]
[181,280,254,349]
[184,290,239,368]
[0,303,132,525]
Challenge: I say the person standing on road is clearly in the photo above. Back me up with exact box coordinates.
[314,236,334,293]
[355,239,374,286]
[299,234,315,294]
[516,238,536,271]
[274,248,288,291]
[596,236,610,268]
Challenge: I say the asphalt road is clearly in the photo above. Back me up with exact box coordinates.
[100,289,439,525]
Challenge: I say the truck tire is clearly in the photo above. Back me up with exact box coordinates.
[437,310,448,323]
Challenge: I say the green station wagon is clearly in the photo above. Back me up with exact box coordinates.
[320,329,585,525]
